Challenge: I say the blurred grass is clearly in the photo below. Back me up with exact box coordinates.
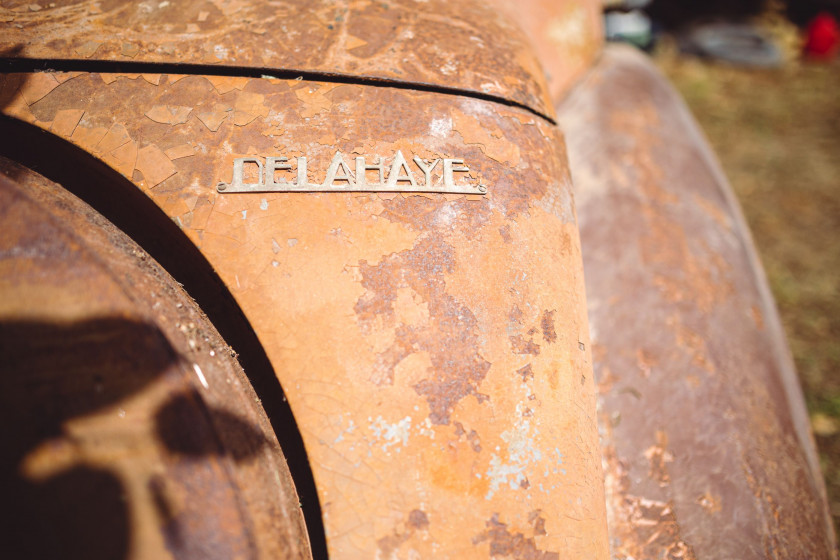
[653,26,840,532]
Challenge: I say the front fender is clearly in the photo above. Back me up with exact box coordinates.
[0,13,608,556]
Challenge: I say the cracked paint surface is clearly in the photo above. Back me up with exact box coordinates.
[0,69,607,558]
[0,0,555,119]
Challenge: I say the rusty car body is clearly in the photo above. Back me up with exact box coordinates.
[0,0,834,558]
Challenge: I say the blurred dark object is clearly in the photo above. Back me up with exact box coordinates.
[803,12,840,58]
[679,22,783,67]
[786,0,840,26]
[648,0,766,29]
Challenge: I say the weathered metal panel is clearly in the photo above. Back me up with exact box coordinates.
[557,45,835,559]
[0,161,311,559]
[0,71,609,558]
[489,0,603,103]
[0,0,555,120]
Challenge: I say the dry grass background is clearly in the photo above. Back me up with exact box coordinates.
[652,17,840,534]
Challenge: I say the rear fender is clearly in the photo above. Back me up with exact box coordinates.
[557,44,835,558]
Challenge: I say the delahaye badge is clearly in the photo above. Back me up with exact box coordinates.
[216,150,487,195]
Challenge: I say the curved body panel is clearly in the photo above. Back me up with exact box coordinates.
[0,68,609,558]
[489,0,603,102]
[0,0,554,119]
[557,45,835,559]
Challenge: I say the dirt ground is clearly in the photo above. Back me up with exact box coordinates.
[653,28,840,535]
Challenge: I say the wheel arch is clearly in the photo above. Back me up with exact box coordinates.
[0,114,328,559]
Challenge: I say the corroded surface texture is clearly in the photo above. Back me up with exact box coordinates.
[489,0,603,103]
[0,0,555,119]
[557,45,835,559]
[0,162,311,559]
[0,72,609,558]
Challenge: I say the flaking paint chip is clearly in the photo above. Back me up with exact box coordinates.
[70,125,109,151]
[96,123,132,154]
[197,106,229,132]
[345,35,368,50]
[262,125,284,137]
[233,111,257,126]
[136,144,177,188]
[145,105,193,125]
[293,85,336,118]
[164,144,195,160]
[121,42,140,58]
[103,140,138,177]
[197,10,209,21]
[142,74,162,85]
[207,76,246,94]
[54,72,83,84]
[18,73,60,105]
[51,109,84,137]
[234,91,268,117]
[75,40,102,58]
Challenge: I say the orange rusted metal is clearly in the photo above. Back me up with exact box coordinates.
[557,45,836,559]
[4,1,832,558]
[489,0,604,102]
[0,161,311,559]
[0,68,609,558]
[0,0,555,120]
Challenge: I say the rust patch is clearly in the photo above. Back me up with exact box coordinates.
[539,309,556,343]
[696,492,722,515]
[376,508,430,557]
[510,334,540,356]
[603,439,696,560]
[407,509,429,530]
[472,513,559,560]
[455,421,484,453]
[528,510,547,536]
[517,363,534,382]
[643,430,673,488]
[378,194,492,240]
[355,236,490,425]
[499,224,513,243]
